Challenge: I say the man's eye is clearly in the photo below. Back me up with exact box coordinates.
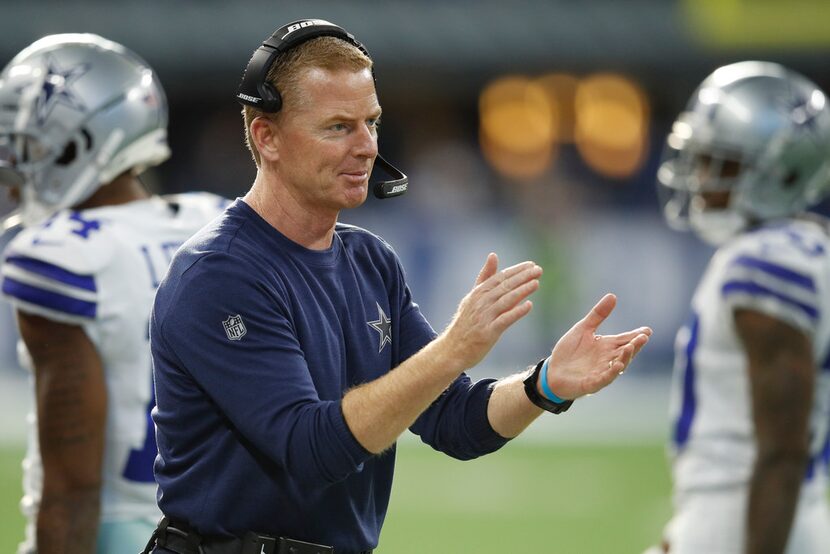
[331,123,347,131]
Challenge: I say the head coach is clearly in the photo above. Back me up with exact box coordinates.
[142,18,652,554]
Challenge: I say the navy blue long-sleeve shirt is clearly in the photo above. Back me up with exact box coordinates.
[150,200,509,552]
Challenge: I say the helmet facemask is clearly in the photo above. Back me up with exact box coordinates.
[664,138,751,245]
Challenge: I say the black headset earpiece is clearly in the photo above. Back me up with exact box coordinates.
[237,46,283,112]
[236,18,408,199]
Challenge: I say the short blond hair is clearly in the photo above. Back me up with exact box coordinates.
[242,36,373,167]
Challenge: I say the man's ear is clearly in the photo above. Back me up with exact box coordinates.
[250,116,280,163]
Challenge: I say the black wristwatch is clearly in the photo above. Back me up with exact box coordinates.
[523,358,573,414]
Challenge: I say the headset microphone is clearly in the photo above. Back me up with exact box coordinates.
[236,19,408,199]
[372,155,408,198]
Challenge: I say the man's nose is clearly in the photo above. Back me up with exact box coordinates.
[352,124,378,158]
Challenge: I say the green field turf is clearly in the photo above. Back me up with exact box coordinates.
[0,440,672,553]
[380,440,671,553]
[0,445,25,551]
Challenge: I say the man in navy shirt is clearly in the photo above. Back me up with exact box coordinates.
[145,19,652,554]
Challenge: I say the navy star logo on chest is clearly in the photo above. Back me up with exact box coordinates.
[367,302,392,353]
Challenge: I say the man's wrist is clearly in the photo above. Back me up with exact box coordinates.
[425,334,468,377]
[537,357,568,403]
[522,358,573,414]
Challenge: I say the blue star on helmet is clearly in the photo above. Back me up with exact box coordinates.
[367,302,392,353]
[783,93,820,132]
[34,54,90,126]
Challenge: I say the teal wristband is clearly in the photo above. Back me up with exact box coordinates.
[540,357,567,403]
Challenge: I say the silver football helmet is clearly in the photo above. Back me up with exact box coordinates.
[657,61,830,245]
[0,33,170,226]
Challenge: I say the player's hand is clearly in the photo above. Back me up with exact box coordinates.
[443,253,541,370]
[543,293,651,400]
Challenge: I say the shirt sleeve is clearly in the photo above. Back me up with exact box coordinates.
[1,213,111,324]
[720,231,822,336]
[156,252,372,486]
[409,375,510,460]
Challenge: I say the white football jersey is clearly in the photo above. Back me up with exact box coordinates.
[1,192,228,530]
[669,217,830,501]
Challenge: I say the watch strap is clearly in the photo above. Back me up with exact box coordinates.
[523,358,573,414]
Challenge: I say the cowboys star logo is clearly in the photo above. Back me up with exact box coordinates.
[33,54,90,125]
[367,302,392,353]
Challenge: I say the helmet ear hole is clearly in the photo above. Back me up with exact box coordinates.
[783,170,799,187]
[55,140,77,166]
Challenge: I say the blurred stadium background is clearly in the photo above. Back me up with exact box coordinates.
[1,1,829,551]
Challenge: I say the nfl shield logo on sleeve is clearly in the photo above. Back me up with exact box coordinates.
[223,314,247,341]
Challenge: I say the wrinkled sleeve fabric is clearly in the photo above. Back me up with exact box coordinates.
[410,375,509,460]
[156,252,371,486]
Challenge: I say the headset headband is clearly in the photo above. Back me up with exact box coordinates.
[236,19,370,112]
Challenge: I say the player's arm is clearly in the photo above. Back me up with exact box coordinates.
[17,311,106,553]
[734,308,813,554]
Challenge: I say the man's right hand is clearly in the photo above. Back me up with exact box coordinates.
[441,253,542,371]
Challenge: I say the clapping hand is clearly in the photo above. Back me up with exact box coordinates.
[543,293,652,400]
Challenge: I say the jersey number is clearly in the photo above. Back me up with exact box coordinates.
[122,375,158,483]
[125,246,180,482]
[140,242,183,288]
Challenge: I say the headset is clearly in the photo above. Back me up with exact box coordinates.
[236,19,408,199]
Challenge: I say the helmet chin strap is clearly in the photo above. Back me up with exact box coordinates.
[58,128,126,213]
[19,183,49,226]
[15,129,126,226]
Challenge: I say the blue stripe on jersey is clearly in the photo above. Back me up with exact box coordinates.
[5,255,96,292]
[722,280,819,321]
[807,356,830,480]
[674,314,699,449]
[805,431,830,481]
[2,276,96,318]
[730,255,815,291]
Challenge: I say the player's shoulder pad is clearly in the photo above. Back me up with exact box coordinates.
[718,220,826,333]
[4,209,116,276]
[1,210,112,322]
[724,220,827,275]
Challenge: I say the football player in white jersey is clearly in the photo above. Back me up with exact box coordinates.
[0,35,227,553]
[650,61,830,553]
